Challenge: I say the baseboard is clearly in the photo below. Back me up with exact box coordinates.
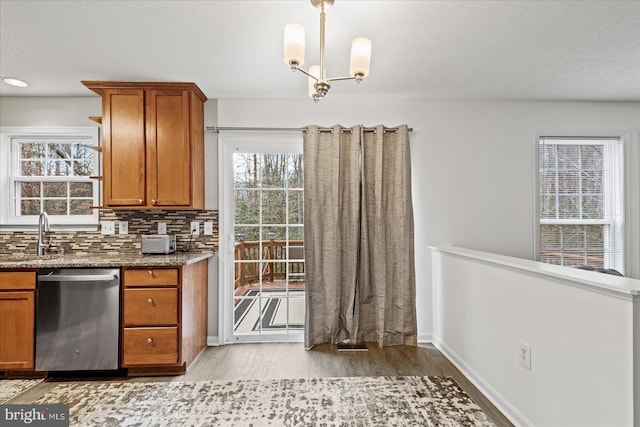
[209,335,432,346]
[433,337,532,427]
[417,333,433,344]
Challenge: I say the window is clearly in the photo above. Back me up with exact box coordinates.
[0,127,100,226]
[538,137,624,273]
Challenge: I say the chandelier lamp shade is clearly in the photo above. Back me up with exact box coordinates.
[284,0,372,102]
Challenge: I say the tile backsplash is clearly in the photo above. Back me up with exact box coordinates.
[0,209,218,256]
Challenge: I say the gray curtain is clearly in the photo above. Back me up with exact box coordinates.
[303,124,416,348]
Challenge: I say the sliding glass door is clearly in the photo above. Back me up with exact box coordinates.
[220,135,304,342]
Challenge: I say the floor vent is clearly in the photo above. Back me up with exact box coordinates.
[336,343,368,351]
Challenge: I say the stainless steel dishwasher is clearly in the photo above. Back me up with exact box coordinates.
[36,268,120,371]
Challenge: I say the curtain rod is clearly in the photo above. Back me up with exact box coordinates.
[207,126,413,134]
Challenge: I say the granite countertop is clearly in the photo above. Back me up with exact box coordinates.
[0,251,214,270]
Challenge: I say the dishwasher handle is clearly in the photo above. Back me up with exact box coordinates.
[38,273,119,282]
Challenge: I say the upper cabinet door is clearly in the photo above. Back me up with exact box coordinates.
[103,89,146,207]
[146,90,191,207]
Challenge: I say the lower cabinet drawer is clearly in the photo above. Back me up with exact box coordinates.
[124,288,178,326]
[123,327,178,366]
[0,271,36,290]
[124,268,179,287]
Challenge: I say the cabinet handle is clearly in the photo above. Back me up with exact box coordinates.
[147,270,153,276]
[147,338,153,344]
[151,199,157,205]
[147,298,153,305]
[137,199,143,205]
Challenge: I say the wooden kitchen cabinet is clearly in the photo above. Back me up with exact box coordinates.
[121,261,207,375]
[0,271,36,371]
[82,81,206,209]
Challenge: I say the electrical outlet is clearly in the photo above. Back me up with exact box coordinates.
[158,222,167,235]
[519,342,531,370]
[190,221,200,235]
[118,221,128,235]
[101,221,115,235]
[204,221,213,236]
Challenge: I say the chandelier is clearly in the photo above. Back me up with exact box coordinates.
[284,0,372,102]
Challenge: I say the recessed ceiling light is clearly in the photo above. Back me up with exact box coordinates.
[2,78,29,87]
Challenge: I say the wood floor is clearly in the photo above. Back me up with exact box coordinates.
[13,343,513,426]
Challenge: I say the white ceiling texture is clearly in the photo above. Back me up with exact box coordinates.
[0,0,639,101]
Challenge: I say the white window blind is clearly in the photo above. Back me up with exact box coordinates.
[538,137,624,274]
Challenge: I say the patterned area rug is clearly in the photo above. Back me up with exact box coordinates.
[31,376,496,426]
[0,379,44,403]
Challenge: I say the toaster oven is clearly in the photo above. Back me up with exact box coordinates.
[141,235,176,254]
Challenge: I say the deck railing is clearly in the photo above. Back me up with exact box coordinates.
[234,240,304,288]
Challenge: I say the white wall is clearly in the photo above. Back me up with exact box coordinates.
[218,98,640,340]
[0,96,102,126]
[432,247,640,427]
[203,99,219,338]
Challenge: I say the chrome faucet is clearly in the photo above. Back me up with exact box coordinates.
[37,211,51,256]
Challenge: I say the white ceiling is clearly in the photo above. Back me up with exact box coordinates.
[0,0,639,101]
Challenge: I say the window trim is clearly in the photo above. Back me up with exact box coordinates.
[533,131,627,274]
[0,127,100,228]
